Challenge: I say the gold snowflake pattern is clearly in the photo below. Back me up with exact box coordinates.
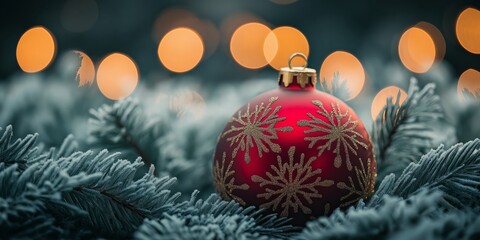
[251,146,334,217]
[222,96,293,163]
[297,100,368,171]
[336,158,375,207]
[213,152,249,205]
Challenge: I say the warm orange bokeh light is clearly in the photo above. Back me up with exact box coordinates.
[152,8,219,58]
[74,51,95,87]
[152,8,197,40]
[371,86,408,120]
[457,69,480,100]
[158,27,204,73]
[263,26,309,70]
[398,27,436,73]
[221,12,262,47]
[456,8,480,54]
[319,51,366,100]
[16,26,56,73]
[96,53,138,100]
[230,22,271,69]
[415,22,446,61]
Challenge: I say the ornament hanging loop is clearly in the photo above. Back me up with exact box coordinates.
[279,53,316,88]
[288,52,308,70]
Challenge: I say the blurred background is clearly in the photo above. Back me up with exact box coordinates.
[1,0,479,144]
[2,0,480,77]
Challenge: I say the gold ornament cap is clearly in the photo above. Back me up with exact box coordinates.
[278,52,317,88]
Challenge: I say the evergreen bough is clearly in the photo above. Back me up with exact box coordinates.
[0,78,479,239]
[372,78,447,181]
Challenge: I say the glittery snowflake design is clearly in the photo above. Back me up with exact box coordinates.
[336,158,375,207]
[297,100,368,171]
[222,96,293,163]
[251,146,334,217]
[213,152,249,205]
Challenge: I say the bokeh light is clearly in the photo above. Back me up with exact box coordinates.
[61,0,98,33]
[152,8,219,58]
[16,26,56,73]
[158,27,204,73]
[398,27,436,73]
[221,12,263,47]
[230,22,272,69]
[152,8,197,40]
[456,7,480,54]
[415,22,446,61]
[319,51,366,100]
[263,26,309,70]
[97,53,138,100]
[371,86,408,120]
[457,68,480,100]
[73,51,95,87]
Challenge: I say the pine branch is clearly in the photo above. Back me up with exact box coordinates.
[88,98,159,173]
[462,88,480,101]
[456,90,480,142]
[0,161,98,238]
[372,139,480,209]
[388,208,480,240]
[113,114,154,167]
[87,97,214,198]
[297,189,480,240]
[318,72,351,101]
[0,125,38,169]
[372,78,448,181]
[46,134,78,160]
[135,215,271,240]
[296,190,444,240]
[3,216,59,239]
[1,124,184,238]
[297,139,480,239]
[0,75,98,148]
[32,134,79,165]
[135,191,298,239]
[53,150,181,238]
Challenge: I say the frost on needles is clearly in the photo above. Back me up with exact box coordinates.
[1,78,480,239]
[372,78,454,181]
[1,125,479,239]
[298,139,480,240]
[88,97,221,198]
[0,125,296,239]
[318,72,351,102]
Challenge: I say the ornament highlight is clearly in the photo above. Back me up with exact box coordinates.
[213,53,376,225]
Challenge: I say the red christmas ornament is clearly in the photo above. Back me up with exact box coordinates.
[213,53,376,225]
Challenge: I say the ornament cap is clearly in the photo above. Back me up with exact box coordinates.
[278,53,317,88]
